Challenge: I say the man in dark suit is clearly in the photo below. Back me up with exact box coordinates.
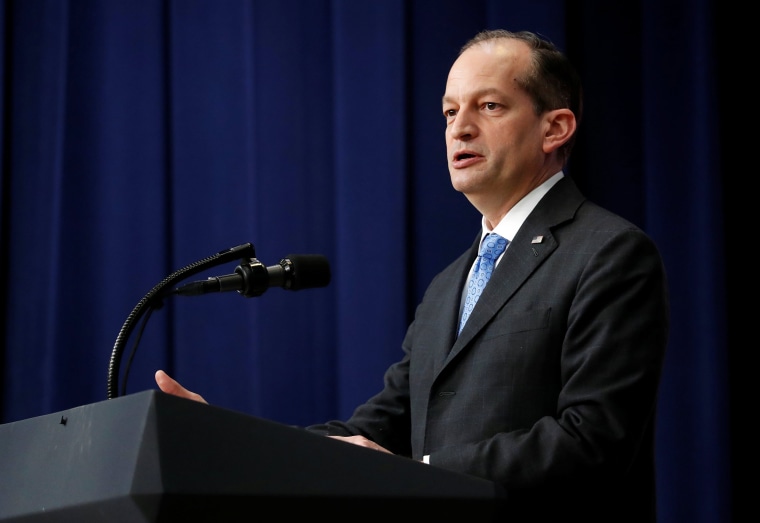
[156,29,669,522]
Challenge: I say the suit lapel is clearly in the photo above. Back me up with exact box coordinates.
[440,176,585,369]
[430,236,480,375]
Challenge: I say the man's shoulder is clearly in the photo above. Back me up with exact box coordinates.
[544,177,649,235]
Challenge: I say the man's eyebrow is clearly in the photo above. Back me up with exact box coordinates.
[442,88,505,105]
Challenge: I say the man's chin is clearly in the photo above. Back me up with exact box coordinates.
[450,171,478,193]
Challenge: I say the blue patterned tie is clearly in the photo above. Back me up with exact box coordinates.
[459,233,508,334]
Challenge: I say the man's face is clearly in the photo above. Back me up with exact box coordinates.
[443,39,548,212]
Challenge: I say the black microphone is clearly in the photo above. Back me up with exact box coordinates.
[174,254,331,298]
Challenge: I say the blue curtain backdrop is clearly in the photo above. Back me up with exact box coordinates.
[0,1,746,522]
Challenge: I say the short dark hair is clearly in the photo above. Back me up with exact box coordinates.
[460,29,583,164]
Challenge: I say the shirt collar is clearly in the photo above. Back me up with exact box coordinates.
[481,170,564,242]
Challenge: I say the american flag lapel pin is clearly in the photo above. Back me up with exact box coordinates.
[531,235,544,244]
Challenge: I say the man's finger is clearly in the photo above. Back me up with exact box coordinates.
[155,370,208,404]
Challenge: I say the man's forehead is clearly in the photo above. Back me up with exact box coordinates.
[444,40,528,94]
[453,40,526,72]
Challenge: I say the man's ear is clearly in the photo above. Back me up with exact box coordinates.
[542,109,576,154]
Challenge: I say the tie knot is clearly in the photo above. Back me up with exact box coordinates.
[479,233,508,260]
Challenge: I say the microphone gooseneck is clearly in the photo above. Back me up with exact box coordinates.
[107,242,257,400]
[107,244,331,400]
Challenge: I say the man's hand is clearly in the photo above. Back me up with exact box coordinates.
[328,435,393,454]
[154,370,208,404]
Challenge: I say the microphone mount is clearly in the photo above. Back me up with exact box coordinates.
[173,254,331,298]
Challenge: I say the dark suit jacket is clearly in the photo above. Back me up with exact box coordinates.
[308,177,669,522]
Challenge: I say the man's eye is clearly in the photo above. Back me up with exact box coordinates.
[484,102,499,111]
[444,109,457,118]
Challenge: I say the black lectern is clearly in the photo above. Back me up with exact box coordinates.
[0,390,505,522]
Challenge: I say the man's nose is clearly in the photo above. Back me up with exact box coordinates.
[449,108,478,139]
